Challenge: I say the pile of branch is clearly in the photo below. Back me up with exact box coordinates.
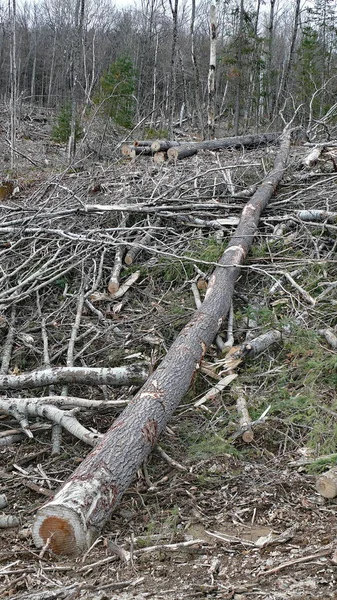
[121,132,281,162]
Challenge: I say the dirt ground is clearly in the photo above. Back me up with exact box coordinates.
[0,106,337,599]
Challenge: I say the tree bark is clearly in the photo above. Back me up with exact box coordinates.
[0,365,148,390]
[151,139,180,152]
[32,128,291,556]
[207,2,217,139]
[167,132,281,160]
[9,0,17,170]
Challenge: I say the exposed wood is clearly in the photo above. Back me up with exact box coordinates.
[167,132,281,161]
[153,151,167,164]
[122,144,153,158]
[194,374,238,408]
[108,270,140,299]
[32,128,291,556]
[302,145,323,167]
[121,144,133,157]
[168,146,198,161]
[108,226,126,294]
[151,140,180,152]
[316,467,337,498]
[234,386,254,443]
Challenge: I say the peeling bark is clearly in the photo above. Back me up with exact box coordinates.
[32,129,291,556]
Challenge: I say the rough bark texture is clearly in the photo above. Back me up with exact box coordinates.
[167,132,281,161]
[32,129,291,556]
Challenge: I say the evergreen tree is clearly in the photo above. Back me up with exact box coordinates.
[97,57,136,128]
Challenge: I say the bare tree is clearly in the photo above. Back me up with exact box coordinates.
[9,0,17,168]
[68,0,85,163]
[207,1,217,139]
[190,0,204,136]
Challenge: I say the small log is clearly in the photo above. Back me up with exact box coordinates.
[302,145,323,167]
[297,209,337,224]
[318,328,337,350]
[0,365,148,390]
[121,144,133,157]
[153,151,167,164]
[234,387,254,443]
[167,146,198,161]
[316,467,337,498]
[108,243,126,294]
[32,128,291,556]
[121,144,153,158]
[132,145,153,156]
[109,270,140,299]
[151,140,181,152]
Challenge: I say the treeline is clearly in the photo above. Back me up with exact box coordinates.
[3,0,337,135]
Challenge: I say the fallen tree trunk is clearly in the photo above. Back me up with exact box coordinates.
[167,132,281,161]
[168,146,198,161]
[151,140,181,152]
[32,128,291,556]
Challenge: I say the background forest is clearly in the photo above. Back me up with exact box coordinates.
[3,0,337,141]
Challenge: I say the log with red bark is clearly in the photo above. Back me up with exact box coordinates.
[32,128,291,556]
[167,132,281,161]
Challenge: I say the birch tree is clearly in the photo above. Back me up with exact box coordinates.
[68,0,85,163]
[9,0,17,168]
[207,1,217,139]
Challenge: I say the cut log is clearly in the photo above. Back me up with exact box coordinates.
[167,146,198,161]
[151,140,181,152]
[153,151,167,164]
[121,144,133,157]
[167,132,281,161]
[316,467,337,498]
[32,128,291,556]
[121,144,153,158]
[233,386,254,443]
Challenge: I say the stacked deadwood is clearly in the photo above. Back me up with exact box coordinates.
[121,132,281,162]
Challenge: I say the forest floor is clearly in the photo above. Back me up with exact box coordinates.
[0,106,337,599]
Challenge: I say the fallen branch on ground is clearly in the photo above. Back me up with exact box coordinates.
[0,365,148,390]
